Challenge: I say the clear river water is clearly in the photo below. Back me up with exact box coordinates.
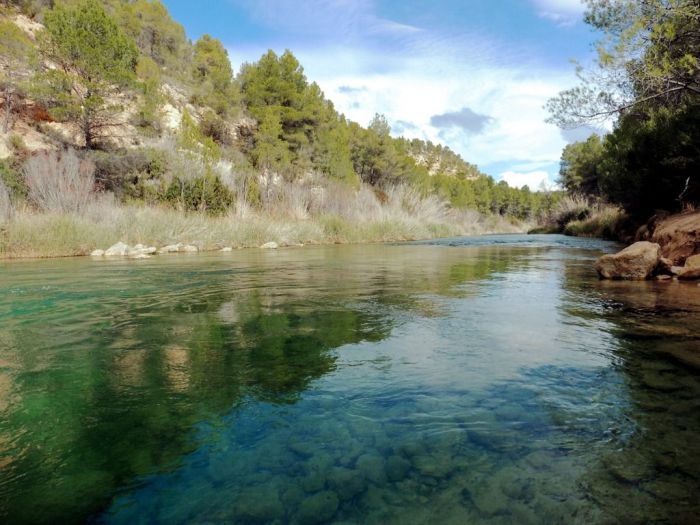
[1,234,699,524]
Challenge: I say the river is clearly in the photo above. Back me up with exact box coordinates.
[0,235,699,524]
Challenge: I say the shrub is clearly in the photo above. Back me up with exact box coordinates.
[550,195,591,229]
[24,149,95,213]
[91,148,167,198]
[163,174,234,214]
[199,111,232,146]
[0,158,28,199]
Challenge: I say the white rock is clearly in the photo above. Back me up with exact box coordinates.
[260,242,279,249]
[90,249,105,257]
[180,245,198,253]
[133,244,145,250]
[220,247,233,252]
[104,242,129,257]
[158,243,182,254]
[145,246,157,255]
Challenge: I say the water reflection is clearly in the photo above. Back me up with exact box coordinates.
[561,256,700,523]
[0,244,518,524]
[0,237,697,524]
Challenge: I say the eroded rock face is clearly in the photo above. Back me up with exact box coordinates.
[594,241,661,280]
[651,211,700,265]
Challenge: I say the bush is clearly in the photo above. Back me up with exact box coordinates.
[550,195,591,229]
[0,158,28,199]
[163,174,234,214]
[199,111,232,146]
[91,148,167,198]
[24,149,95,213]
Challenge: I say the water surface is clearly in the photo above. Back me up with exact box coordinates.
[1,235,699,524]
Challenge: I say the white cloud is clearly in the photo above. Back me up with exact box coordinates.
[498,170,553,190]
[227,2,589,183]
[531,0,586,26]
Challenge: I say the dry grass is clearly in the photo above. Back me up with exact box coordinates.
[0,180,12,223]
[0,184,528,258]
[24,149,96,213]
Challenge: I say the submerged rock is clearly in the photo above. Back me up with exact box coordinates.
[594,241,661,280]
[236,487,284,522]
[297,491,339,524]
[327,467,366,500]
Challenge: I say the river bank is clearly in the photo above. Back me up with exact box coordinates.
[0,201,527,259]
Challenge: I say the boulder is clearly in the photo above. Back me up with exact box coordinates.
[104,242,129,257]
[90,249,105,257]
[158,243,182,254]
[594,241,661,280]
[179,245,198,253]
[684,254,700,269]
[220,247,233,252]
[678,267,700,280]
[260,242,279,249]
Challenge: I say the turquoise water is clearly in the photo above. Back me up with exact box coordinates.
[1,235,699,524]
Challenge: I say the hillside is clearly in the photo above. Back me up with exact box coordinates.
[0,0,558,258]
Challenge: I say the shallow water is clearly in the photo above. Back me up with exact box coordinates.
[1,234,699,524]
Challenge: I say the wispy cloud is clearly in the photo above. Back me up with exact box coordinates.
[531,0,585,26]
[231,0,421,41]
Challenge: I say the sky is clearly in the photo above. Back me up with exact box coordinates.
[161,0,599,189]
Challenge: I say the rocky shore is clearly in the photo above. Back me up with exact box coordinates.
[89,240,282,259]
[595,211,700,280]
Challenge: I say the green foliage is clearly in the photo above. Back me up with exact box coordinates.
[599,104,700,217]
[0,19,37,132]
[134,56,164,133]
[163,174,233,214]
[558,134,604,196]
[199,110,232,146]
[35,0,139,148]
[547,0,700,127]
[191,34,237,117]
[549,0,700,220]
[90,147,167,198]
[250,108,291,173]
[114,0,189,72]
[0,158,28,200]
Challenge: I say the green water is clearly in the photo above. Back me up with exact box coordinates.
[0,235,699,524]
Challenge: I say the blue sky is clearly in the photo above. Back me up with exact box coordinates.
[162,0,598,188]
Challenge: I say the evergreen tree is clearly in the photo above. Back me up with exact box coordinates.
[34,0,139,148]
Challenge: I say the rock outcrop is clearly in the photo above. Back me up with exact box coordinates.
[651,211,700,265]
[594,241,661,280]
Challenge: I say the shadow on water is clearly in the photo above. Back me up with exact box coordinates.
[558,260,700,524]
[0,244,521,524]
